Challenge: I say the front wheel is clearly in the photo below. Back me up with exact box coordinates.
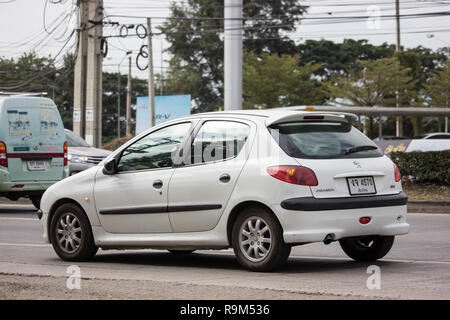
[50,203,98,262]
[232,206,291,272]
[339,236,395,261]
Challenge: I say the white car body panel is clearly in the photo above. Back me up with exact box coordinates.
[94,167,174,233]
[298,156,402,199]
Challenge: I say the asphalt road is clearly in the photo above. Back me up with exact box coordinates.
[0,202,449,299]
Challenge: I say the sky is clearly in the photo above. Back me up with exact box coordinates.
[0,0,449,81]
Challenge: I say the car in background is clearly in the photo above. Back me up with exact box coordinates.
[413,132,450,140]
[0,95,68,209]
[65,129,111,175]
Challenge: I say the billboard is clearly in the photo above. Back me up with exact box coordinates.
[135,94,191,135]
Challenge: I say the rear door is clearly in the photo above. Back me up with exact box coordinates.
[269,120,400,199]
[168,119,254,232]
[5,103,65,182]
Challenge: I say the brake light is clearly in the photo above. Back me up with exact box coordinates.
[394,164,401,182]
[0,141,7,168]
[267,165,318,186]
[63,141,68,166]
[303,115,324,120]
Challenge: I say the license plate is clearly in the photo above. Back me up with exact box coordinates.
[347,176,376,195]
[27,160,46,171]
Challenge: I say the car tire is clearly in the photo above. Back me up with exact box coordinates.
[30,196,41,210]
[50,203,98,262]
[339,236,395,261]
[232,206,291,272]
[168,250,195,254]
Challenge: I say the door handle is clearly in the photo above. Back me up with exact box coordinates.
[153,180,163,189]
[219,173,231,183]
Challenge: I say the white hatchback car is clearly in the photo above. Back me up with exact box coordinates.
[38,108,409,271]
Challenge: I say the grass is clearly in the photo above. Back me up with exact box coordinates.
[402,181,450,201]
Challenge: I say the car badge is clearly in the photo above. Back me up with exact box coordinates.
[353,160,362,168]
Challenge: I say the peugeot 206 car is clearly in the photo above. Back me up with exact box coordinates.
[38,108,409,271]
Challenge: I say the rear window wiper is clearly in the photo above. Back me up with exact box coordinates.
[345,145,378,155]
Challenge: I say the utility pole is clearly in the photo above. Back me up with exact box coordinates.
[86,0,103,147]
[395,0,403,137]
[126,56,132,136]
[395,0,401,52]
[73,0,103,147]
[147,17,155,127]
[224,0,243,110]
[73,0,89,140]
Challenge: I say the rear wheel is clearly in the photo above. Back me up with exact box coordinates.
[232,206,291,272]
[50,203,98,261]
[30,196,41,210]
[339,236,395,261]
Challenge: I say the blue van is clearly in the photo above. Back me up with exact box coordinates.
[0,96,68,208]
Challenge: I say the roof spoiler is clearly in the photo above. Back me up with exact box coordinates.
[266,109,358,127]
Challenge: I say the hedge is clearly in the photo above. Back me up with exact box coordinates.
[391,150,450,185]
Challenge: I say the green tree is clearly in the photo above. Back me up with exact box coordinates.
[102,72,148,143]
[328,58,417,138]
[297,39,396,80]
[243,51,326,109]
[160,0,307,112]
[328,58,416,107]
[425,59,450,108]
[424,59,450,132]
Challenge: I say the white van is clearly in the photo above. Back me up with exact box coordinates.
[0,96,68,208]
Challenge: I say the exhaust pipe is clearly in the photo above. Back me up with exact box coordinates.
[323,233,335,245]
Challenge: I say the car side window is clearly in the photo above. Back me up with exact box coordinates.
[117,122,191,172]
[189,120,250,165]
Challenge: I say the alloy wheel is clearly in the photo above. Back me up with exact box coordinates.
[239,216,272,262]
[55,212,82,254]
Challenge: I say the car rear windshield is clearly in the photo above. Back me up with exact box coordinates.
[269,121,383,159]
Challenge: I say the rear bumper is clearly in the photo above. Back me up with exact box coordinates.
[0,166,68,194]
[273,203,410,244]
[281,192,408,211]
[0,181,58,193]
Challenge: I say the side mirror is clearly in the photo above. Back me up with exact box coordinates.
[103,158,118,175]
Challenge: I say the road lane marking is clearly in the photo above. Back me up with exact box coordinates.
[408,213,450,217]
[0,243,50,247]
[200,250,450,265]
[0,217,37,221]
[0,203,35,207]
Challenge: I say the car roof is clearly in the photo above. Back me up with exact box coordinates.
[193,106,358,125]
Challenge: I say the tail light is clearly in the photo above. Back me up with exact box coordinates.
[267,165,318,186]
[394,164,401,182]
[63,141,68,166]
[0,141,7,168]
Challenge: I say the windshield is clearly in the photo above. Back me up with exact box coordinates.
[64,129,90,147]
[269,121,383,159]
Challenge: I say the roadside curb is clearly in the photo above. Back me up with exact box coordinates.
[408,201,450,214]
